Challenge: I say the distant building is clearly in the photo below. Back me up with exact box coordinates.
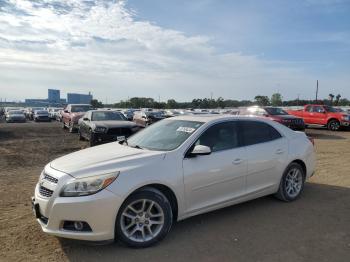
[48,89,60,103]
[67,92,92,104]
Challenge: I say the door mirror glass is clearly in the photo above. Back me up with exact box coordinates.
[190,145,211,156]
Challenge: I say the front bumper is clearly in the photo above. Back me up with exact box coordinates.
[6,118,26,123]
[92,132,132,145]
[32,169,123,241]
[340,121,350,127]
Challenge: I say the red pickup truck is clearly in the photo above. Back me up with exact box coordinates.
[287,105,350,131]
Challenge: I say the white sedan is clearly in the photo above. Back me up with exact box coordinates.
[32,115,316,247]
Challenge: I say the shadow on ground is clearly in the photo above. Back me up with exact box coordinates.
[306,128,348,140]
[59,183,350,262]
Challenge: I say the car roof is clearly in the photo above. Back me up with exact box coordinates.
[169,114,273,123]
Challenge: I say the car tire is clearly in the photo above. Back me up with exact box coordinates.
[275,162,305,202]
[78,129,84,141]
[68,122,75,133]
[89,132,95,146]
[115,187,173,248]
[327,119,340,131]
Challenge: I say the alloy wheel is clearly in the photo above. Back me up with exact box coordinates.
[285,168,303,198]
[120,199,164,243]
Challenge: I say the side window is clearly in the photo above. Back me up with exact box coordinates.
[313,106,324,113]
[240,121,282,146]
[195,122,239,152]
[305,106,312,112]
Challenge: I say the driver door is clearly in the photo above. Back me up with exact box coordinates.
[182,121,247,215]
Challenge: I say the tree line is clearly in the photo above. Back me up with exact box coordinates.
[91,93,350,109]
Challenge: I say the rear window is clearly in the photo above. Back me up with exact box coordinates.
[240,121,282,146]
[71,105,92,112]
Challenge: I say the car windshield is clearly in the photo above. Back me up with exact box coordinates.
[127,120,203,151]
[323,106,340,113]
[92,111,126,121]
[265,107,288,115]
[9,110,23,115]
[36,111,48,114]
[146,112,163,118]
[71,105,91,112]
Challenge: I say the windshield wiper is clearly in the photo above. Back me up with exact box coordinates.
[131,144,143,149]
[118,137,128,146]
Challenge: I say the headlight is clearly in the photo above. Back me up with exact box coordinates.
[342,115,350,121]
[94,126,107,133]
[60,172,119,197]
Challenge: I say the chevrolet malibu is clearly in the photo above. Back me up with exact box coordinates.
[32,115,316,247]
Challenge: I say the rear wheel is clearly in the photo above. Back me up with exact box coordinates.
[89,131,95,146]
[275,163,305,202]
[327,119,340,131]
[115,188,173,248]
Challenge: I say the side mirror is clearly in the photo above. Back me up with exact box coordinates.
[83,118,89,121]
[64,110,69,113]
[142,116,146,119]
[189,145,212,156]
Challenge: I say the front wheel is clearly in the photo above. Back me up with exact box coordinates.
[68,122,75,133]
[115,188,173,248]
[275,163,305,202]
[327,119,340,131]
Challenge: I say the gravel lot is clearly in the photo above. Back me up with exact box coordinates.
[0,121,349,262]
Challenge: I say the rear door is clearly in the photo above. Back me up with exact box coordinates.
[183,121,247,214]
[239,120,288,194]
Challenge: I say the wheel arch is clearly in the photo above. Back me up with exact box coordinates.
[124,183,179,222]
[327,117,340,124]
[290,159,307,178]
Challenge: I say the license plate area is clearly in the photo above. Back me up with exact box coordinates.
[31,197,40,218]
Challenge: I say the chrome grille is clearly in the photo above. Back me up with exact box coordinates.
[43,173,58,183]
[39,186,53,198]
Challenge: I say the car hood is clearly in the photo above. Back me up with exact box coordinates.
[92,121,137,128]
[50,142,165,178]
[9,114,25,117]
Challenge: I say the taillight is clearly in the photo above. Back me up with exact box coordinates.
[308,136,315,146]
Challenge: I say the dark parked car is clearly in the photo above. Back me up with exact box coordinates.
[133,111,165,127]
[5,110,26,123]
[79,110,141,146]
[240,106,305,131]
[27,107,45,120]
[33,110,51,122]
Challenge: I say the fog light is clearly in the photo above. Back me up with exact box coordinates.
[74,221,84,231]
[62,220,92,232]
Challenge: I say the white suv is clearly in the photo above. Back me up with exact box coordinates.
[32,115,316,247]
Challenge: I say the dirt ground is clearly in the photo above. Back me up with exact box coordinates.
[0,121,349,262]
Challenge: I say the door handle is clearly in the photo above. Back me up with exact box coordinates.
[276,149,284,155]
[233,158,243,165]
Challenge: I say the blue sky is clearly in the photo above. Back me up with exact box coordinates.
[0,0,349,102]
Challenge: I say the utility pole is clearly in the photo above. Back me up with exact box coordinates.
[297,94,300,106]
[315,80,319,102]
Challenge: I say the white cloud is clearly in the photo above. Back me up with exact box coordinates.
[0,0,348,102]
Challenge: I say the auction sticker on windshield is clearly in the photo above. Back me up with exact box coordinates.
[176,127,196,133]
